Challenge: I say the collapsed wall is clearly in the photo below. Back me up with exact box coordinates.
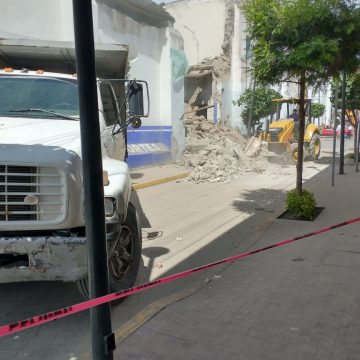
[171,0,280,183]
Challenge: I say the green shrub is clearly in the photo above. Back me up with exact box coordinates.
[286,189,317,220]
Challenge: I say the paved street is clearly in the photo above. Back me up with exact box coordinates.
[0,136,355,360]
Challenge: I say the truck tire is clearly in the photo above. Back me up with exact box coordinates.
[77,202,142,300]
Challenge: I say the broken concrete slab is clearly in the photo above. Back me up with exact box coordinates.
[244,136,262,157]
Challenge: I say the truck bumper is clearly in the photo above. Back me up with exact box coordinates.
[0,236,87,283]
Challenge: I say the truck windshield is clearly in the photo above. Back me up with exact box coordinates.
[0,75,79,119]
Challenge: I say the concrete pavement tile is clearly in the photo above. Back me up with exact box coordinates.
[296,343,318,359]
[323,250,360,270]
[332,355,360,360]
[120,326,191,359]
[13,345,76,360]
[0,350,22,360]
[333,343,360,359]
[0,333,30,351]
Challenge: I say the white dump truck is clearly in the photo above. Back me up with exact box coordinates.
[0,40,148,298]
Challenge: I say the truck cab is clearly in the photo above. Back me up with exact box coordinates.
[0,41,147,298]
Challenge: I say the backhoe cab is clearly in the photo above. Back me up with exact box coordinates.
[261,98,321,162]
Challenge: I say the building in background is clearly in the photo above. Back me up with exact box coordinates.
[164,0,250,132]
[164,0,332,132]
[0,0,188,168]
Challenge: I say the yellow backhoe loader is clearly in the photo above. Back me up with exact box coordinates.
[261,98,321,162]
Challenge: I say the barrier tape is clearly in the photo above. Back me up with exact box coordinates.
[1,215,360,338]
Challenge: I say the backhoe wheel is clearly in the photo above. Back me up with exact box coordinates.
[77,203,142,300]
[310,133,321,160]
[291,147,300,163]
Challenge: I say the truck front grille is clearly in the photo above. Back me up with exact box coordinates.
[0,165,66,224]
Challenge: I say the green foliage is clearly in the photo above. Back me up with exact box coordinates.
[242,0,360,86]
[286,189,317,220]
[243,0,360,195]
[331,73,360,110]
[311,103,325,118]
[233,87,282,133]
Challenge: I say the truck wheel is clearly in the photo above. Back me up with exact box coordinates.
[77,203,142,300]
[310,133,321,160]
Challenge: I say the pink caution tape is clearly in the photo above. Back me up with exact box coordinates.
[1,215,360,338]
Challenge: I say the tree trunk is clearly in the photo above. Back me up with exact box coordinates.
[296,72,306,196]
[247,79,256,137]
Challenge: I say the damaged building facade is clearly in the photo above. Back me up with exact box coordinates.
[0,0,188,167]
[165,0,332,130]
[165,0,250,132]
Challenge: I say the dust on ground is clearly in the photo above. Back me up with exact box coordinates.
[177,115,292,183]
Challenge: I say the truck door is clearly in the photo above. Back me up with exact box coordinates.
[100,82,127,161]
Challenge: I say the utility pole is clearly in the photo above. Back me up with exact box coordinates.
[72,1,115,359]
[356,113,360,172]
[339,71,346,175]
[331,82,339,186]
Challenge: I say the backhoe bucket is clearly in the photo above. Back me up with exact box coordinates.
[267,142,290,154]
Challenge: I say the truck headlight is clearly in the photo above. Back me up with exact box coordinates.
[104,197,116,217]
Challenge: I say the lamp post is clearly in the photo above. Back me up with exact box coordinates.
[72,1,115,359]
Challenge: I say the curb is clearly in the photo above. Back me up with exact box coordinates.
[131,172,190,190]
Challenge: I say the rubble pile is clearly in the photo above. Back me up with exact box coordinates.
[195,55,230,80]
[178,115,272,183]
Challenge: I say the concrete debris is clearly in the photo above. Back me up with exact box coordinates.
[192,55,230,80]
[245,136,263,157]
[188,86,202,107]
[178,115,282,183]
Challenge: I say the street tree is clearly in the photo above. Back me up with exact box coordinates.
[242,0,360,195]
[234,87,282,135]
[311,103,326,122]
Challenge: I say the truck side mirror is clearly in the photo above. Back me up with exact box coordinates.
[127,81,144,117]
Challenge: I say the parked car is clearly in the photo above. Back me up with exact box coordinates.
[321,125,352,138]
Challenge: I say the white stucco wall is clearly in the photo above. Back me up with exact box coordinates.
[169,30,187,158]
[0,0,186,161]
[0,0,166,127]
[95,2,167,127]
[165,0,226,66]
[0,0,73,40]
[227,4,248,131]
[165,1,251,133]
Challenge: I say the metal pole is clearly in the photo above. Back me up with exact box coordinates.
[318,91,321,126]
[356,115,360,172]
[331,82,339,186]
[339,71,346,175]
[72,1,114,359]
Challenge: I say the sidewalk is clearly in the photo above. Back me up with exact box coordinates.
[116,163,360,360]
